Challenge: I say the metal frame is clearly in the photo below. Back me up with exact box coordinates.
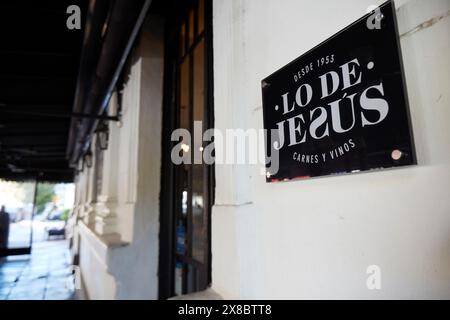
[0,107,120,122]
[67,0,152,167]
[158,0,214,299]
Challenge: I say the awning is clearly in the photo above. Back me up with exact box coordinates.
[0,0,87,182]
[66,0,152,167]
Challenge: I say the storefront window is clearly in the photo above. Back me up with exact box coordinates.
[161,0,213,298]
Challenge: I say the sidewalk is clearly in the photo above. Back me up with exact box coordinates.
[0,240,77,300]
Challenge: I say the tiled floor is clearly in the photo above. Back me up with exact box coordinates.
[0,240,77,300]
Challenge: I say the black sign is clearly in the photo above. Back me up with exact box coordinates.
[261,0,415,182]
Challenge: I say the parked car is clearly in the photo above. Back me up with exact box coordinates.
[44,220,66,239]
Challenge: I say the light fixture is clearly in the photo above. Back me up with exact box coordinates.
[181,143,190,153]
[84,150,93,168]
[96,121,109,151]
[77,158,85,173]
[391,149,402,161]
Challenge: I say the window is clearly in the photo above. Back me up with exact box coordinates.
[159,0,213,298]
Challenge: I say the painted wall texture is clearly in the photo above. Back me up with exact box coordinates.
[75,17,164,300]
[72,0,449,300]
[212,0,450,299]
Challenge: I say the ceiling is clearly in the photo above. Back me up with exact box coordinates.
[0,0,86,182]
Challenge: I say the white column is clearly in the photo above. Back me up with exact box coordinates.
[95,93,120,235]
[83,154,96,227]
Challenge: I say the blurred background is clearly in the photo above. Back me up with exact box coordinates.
[0,180,74,250]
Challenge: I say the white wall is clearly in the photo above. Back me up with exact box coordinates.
[75,16,164,300]
[107,16,164,299]
[212,0,450,299]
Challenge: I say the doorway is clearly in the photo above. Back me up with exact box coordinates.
[159,0,214,299]
[0,180,74,257]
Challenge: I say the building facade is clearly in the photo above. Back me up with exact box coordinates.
[70,0,450,299]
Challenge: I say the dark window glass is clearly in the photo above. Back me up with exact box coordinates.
[174,1,209,295]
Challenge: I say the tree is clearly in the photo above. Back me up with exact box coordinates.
[35,183,56,214]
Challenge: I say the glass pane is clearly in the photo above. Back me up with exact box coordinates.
[193,40,204,164]
[193,40,205,123]
[198,0,205,34]
[187,264,197,293]
[175,168,188,294]
[179,22,186,58]
[175,169,188,295]
[174,261,184,295]
[0,181,34,250]
[188,9,195,47]
[179,59,189,130]
[179,58,191,171]
[191,165,204,262]
[176,167,188,249]
[175,48,191,292]
[192,40,205,263]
